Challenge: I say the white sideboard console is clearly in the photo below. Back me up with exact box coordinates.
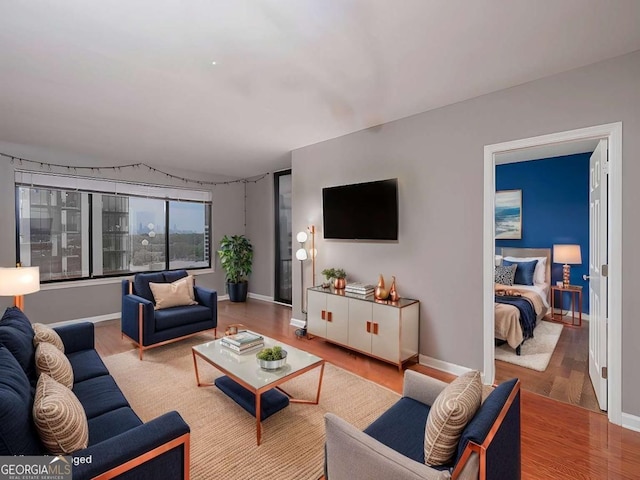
[307,286,420,370]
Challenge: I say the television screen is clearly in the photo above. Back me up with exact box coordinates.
[322,179,398,240]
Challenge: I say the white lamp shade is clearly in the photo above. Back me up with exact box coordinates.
[495,255,503,267]
[0,266,41,296]
[553,244,582,264]
[295,248,308,261]
[296,231,308,243]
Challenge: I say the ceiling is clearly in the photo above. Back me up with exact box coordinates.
[1,1,639,178]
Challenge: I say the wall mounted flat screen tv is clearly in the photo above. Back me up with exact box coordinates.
[322,178,398,240]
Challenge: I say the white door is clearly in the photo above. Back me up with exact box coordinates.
[589,139,608,411]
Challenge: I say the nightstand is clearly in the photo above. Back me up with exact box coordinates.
[550,285,582,327]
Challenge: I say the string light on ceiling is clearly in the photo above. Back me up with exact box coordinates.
[0,152,269,187]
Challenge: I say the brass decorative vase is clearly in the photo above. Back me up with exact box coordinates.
[374,274,388,300]
[389,276,400,302]
[334,278,346,289]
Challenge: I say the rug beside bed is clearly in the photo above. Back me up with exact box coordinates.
[495,321,563,372]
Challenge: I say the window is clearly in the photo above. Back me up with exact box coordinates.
[168,201,211,270]
[17,187,90,281]
[16,177,211,282]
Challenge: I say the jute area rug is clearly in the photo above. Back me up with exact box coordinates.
[495,320,564,372]
[103,336,400,480]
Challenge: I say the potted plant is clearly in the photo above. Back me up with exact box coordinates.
[321,268,335,288]
[321,267,347,289]
[218,234,253,302]
[256,345,288,370]
[333,268,347,289]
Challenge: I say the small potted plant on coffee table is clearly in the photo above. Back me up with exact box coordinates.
[256,346,288,370]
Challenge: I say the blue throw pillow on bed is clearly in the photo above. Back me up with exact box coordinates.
[503,259,538,286]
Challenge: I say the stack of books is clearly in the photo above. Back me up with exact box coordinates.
[220,331,264,353]
[345,282,375,296]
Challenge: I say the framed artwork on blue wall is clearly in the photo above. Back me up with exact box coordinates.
[495,190,522,239]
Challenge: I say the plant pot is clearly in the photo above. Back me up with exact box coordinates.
[256,350,288,370]
[334,278,346,289]
[228,281,248,302]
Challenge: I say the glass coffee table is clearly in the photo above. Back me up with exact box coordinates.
[192,333,325,445]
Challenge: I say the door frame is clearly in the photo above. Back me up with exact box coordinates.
[273,169,293,305]
[482,122,622,426]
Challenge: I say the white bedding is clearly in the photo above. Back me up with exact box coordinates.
[510,283,550,308]
[494,283,550,349]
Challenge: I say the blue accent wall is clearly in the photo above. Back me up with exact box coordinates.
[496,153,590,314]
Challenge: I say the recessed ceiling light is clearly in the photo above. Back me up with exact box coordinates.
[211,61,217,65]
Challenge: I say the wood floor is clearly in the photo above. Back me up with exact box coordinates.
[95,299,640,480]
[495,318,601,412]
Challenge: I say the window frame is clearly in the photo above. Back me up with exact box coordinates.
[15,182,212,284]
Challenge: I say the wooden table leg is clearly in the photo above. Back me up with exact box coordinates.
[314,362,325,403]
[256,391,262,446]
[192,350,214,387]
[192,350,201,386]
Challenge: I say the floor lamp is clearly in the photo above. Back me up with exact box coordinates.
[0,265,40,311]
[295,225,315,338]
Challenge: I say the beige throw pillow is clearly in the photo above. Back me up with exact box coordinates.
[33,323,65,352]
[33,373,89,455]
[182,275,196,301]
[149,276,197,310]
[35,342,74,388]
[424,370,482,466]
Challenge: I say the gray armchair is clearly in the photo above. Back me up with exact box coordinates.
[325,370,521,480]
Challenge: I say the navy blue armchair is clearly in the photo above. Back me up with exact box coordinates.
[121,270,217,359]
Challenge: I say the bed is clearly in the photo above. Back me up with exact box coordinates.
[495,247,551,355]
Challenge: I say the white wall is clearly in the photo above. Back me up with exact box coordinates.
[292,51,640,417]
[245,170,276,299]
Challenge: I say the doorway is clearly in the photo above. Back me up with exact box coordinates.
[483,123,622,426]
[493,149,600,413]
[274,169,292,304]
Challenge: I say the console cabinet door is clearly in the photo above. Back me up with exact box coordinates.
[325,295,349,345]
[371,303,400,362]
[347,299,373,354]
[307,290,327,337]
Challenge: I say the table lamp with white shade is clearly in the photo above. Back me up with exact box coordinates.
[553,244,582,288]
[0,265,40,311]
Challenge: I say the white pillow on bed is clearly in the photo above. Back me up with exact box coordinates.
[503,256,547,285]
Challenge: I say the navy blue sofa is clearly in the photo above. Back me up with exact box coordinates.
[0,307,190,479]
[121,270,217,360]
[325,370,521,480]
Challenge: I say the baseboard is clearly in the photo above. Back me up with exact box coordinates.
[49,312,120,328]
[290,317,306,328]
[419,354,476,380]
[217,293,282,303]
[247,292,274,302]
[622,412,640,432]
